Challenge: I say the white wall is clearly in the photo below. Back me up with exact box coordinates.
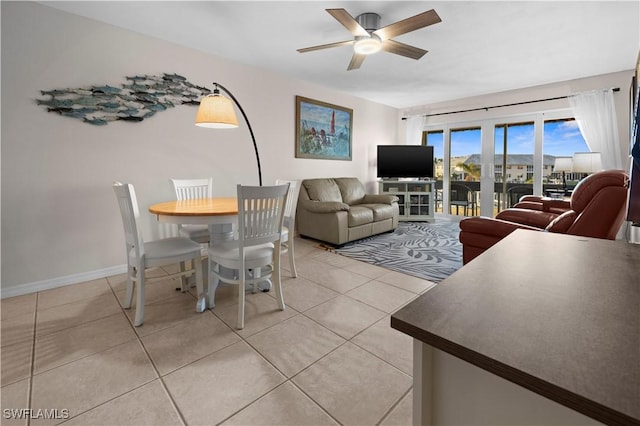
[0,2,399,295]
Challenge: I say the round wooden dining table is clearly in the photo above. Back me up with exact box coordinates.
[149,197,238,241]
[149,197,240,311]
[149,197,237,224]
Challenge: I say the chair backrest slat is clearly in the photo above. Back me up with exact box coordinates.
[237,184,289,245]
[171,178,213,200]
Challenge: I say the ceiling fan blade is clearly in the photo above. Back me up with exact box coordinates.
[347,53,366,71]
[297,40,354,53]
[373,9,441,40]
[381,39,428,60]
[326,8,369,37]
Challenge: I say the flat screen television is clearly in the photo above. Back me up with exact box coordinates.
[377,145,434,179]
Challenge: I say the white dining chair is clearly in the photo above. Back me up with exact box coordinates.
[170,177,213,244]
[207,183,289,330]
[275,179,301,278]
[170,178,213,291]
[113,182,205,327]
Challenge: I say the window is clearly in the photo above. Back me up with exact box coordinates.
[423,130,444,212]
[450,127,481,216]
[543,119,589,192]
[424,112,590,216]
[494,122,535,212]
[423,130,444,180]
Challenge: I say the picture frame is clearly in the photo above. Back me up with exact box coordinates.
[295,96,352,160]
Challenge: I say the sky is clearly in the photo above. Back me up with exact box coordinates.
[426,119,588,158]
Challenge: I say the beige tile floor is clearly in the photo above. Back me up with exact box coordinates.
[1,237,437,426]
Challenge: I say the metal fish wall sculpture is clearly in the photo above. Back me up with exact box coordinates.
[36,73,211,125]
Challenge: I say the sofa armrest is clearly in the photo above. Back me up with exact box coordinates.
[519,195,544,203]
[513,201,544,211]
[541,198,570,212]
[300,200,350,213]
[361,194,398,205]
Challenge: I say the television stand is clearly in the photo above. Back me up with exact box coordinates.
[379,179,434,222]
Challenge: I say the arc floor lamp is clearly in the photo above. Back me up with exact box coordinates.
[195,83,263,186]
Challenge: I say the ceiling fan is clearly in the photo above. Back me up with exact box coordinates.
[297,8,441,71]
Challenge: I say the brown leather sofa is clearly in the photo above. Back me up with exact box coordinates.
[459,169,629,264]
[297,177,399,246]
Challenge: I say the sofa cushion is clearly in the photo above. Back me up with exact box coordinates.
[335,178,366,205]
[303,178,343,202]
[299,200,350,213]
[495,208,558,229]
[348,206,374,227]
[359,204,395,221]
[362,194,398,204]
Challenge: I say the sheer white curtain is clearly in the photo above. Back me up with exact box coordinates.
[405,115,425,145]
[568,89,622,170]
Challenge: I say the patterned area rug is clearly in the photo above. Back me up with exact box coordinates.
[323,220,462,283]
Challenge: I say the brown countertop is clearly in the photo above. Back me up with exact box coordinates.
[391,230,640,425]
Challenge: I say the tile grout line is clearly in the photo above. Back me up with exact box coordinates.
[181,305,342,425]
[115,282,190,426]
[217,296,350,425]
[15,244,417,425]
[284,379,344,426]
[376,385,413,426]
[241,332,348,426]
[288,309,413,424]
[34,278,183,425]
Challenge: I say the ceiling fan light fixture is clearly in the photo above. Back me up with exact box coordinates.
[354,35,382,55]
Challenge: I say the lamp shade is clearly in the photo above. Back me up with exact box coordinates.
[195,94,239,128]
[572,152,602,173]
[553,157,573,173]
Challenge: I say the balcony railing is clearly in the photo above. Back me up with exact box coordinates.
[433,181,572,216]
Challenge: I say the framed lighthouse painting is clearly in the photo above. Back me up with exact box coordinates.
[295,96,352,160]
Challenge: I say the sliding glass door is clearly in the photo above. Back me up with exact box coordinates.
[494,122,535,213]
[423,112,590,217]
[423,130,444,212]
[450,127,481,216]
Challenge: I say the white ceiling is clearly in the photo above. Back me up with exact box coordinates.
[41,1,639,109]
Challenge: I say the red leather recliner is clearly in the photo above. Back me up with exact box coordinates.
[459,170,630,264]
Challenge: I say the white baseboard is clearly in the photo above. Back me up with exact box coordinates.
[0,264,128,299]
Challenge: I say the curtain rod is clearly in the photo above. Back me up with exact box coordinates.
[402,87,620,120]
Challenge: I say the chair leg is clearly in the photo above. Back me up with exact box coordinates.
[288,237,298,278]
[194,257,205,313]
[133,271,145,327]
[237,268,245,330]
[273,248,285,311]
[124,264,134,309]
[179,261,188,292]
[207,258,220,309]
[251,268,259,294]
